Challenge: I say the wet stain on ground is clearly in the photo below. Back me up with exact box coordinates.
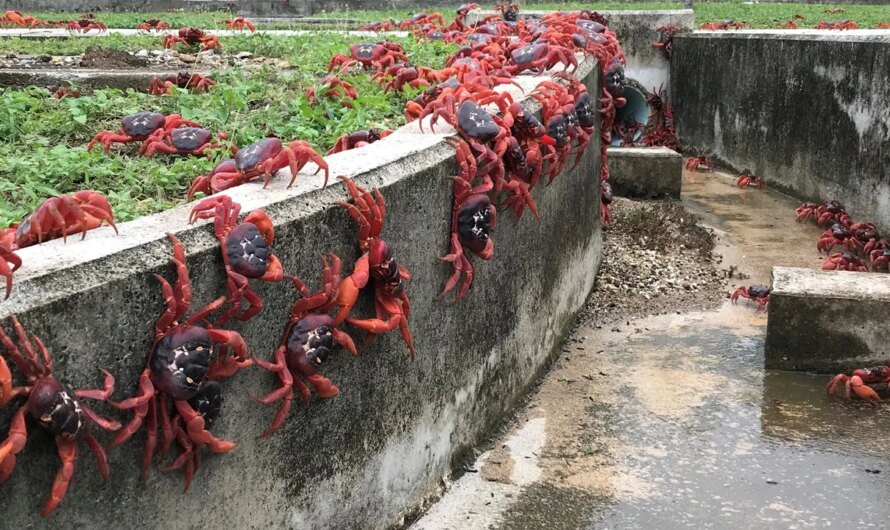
[413,171,890,529]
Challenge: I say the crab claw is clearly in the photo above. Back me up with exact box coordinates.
[849,375,881,405]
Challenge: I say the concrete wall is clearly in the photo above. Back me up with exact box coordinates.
[765,267,890,372]
[672,31,890,233]
[0,61,602,528]
[607,147,682,199]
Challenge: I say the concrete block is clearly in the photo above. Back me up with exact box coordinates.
[673,31,890,233]
[607,146,682,199]
[0,59,603,528]
[765,267,890,372]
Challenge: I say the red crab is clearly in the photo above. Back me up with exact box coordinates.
[699,20,749,30]
[2,11,50,28]
[359,21,396,32]
[5,191,117,249]
[0,237,20,299]
[815,20,858,30]
[876,22,890,29]
[139,128,228,158]
[88,112,200,152]
[495,2,519,22]
[399,12,445,30]
[189,195,305,324]
[505,41,578,76]
[306,75,358,106]
[813,200,851,227]
[825,8,846,14]
[0,315,120,516]
[778,20,799,29]
[730,284,770,311]
[421,97,511,185]
[110,233,250,487]
[136,19,171,32]
[737,172,764,189]
[823,251,869,272]
[870,247,890,271]
[66,17,107,33]
[186,158,237,199]
[827,366,890,405]
[848,222,886,254]
[222,17,256,31]
[49,85,80,99]
[817,223,856,253]
[652,25,680,58]
[164,28,222,52]
[440,137,496,302]
[255,253,359,437]
[685,156,716,172]
[337,176,416,357]
[213,137,329,190]
[601,180,614,225]
[328,42,409,74]
[148,72,216,95]
[327,128,394,154]
[642,86,678,149]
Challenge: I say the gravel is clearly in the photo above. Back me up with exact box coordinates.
[576,197,726,328]
[0,50,290,70]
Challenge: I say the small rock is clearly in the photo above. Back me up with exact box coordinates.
[236,51,253,59]
[179,53,197,63]
[135,50,149,58]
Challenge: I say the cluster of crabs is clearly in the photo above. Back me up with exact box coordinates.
[0,174,415,515]
[348,6,628,298]
[0,11,107,32]
[796,199,890,273]
[0,5,632,513]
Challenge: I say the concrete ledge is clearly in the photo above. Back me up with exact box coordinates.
[0,68,196,90]
[606,146,682,199]
[765,267,890,372]
[0,59,602,528]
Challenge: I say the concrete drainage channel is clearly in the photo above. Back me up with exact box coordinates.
[0,45,607,526]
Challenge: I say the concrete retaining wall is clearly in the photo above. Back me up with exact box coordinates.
[607,146,682,199]
[0,60,602,528]
[765,267,890,372]
[672,31,890,233]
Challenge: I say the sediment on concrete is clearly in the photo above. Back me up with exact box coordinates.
[765,267,890,373]
[606,146,682,199]
[672,31,890,233]
[0,59,602,529]
[0,68,201,91]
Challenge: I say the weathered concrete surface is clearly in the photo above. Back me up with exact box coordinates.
[471,9,694,95]
[0,68,197,91]
[765,267,890,373]
[0,60,602,528]
[673,31,890,233]
[607,147,682,199]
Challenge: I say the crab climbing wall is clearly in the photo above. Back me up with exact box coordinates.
[671,31,890,233]
[0,60,603,528]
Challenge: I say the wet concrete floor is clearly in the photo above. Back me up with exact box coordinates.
[413,171,890,529]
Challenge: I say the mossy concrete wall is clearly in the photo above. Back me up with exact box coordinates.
[672,31,890,233]
[0,61,602,528]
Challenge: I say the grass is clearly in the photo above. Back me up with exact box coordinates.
[15,3,890,29]
[0,34,456,228]
[695,2,890,28]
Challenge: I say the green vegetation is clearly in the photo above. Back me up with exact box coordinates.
[695,2,890,28]
[0,35,455,228]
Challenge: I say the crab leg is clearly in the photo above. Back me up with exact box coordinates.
[0,407,27,483]
[174,399,235,454]
[42,437,77,517]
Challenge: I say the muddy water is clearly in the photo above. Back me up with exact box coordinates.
[412,171,890,530]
